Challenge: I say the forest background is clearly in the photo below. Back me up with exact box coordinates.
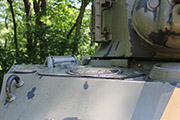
[0,0,97,87]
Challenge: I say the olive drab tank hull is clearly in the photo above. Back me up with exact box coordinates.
[0,0,180,120]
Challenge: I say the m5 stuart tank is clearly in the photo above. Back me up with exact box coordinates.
[0,0,180,120]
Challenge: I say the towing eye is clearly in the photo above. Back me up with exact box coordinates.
[5,75,24,102]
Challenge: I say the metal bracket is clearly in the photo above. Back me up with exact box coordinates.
[92,0,114,42]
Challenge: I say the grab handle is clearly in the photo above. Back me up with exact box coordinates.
[6,75,24,102]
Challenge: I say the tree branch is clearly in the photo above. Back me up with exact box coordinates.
[7,0,18,57]
[67,0,89,39]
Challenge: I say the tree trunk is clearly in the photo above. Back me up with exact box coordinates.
[33,0,47,62]
[39,0,47,62]
[33,0,40,47]
[33,0,46,26]
[67,0,89,39]
[4,15,8,48]
[7,0,18,57]
[75,0,88,37]
[23,0,33,61]
[67,0,89,54]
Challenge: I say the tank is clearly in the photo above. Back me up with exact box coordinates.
[0,0,180,120]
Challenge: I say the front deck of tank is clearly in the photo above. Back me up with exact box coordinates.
[0,65,179,120]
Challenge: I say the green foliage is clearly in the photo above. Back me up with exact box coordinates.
[0,48,15,86]
[0,0,97,89]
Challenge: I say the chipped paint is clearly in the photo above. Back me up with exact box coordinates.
[27,87,36,100]
[169,83,180,88]
[135,0,148,12]
[128,19,155,57]
[103,44,112,57]
[63,117,80,120]
[4,101,8,106]
[83,81,89,90]
[115,42,119,51]
[148,30,170,47]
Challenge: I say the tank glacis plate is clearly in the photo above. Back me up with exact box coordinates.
[0,64,179,120]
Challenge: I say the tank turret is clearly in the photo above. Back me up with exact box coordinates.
[91,0,180,60]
